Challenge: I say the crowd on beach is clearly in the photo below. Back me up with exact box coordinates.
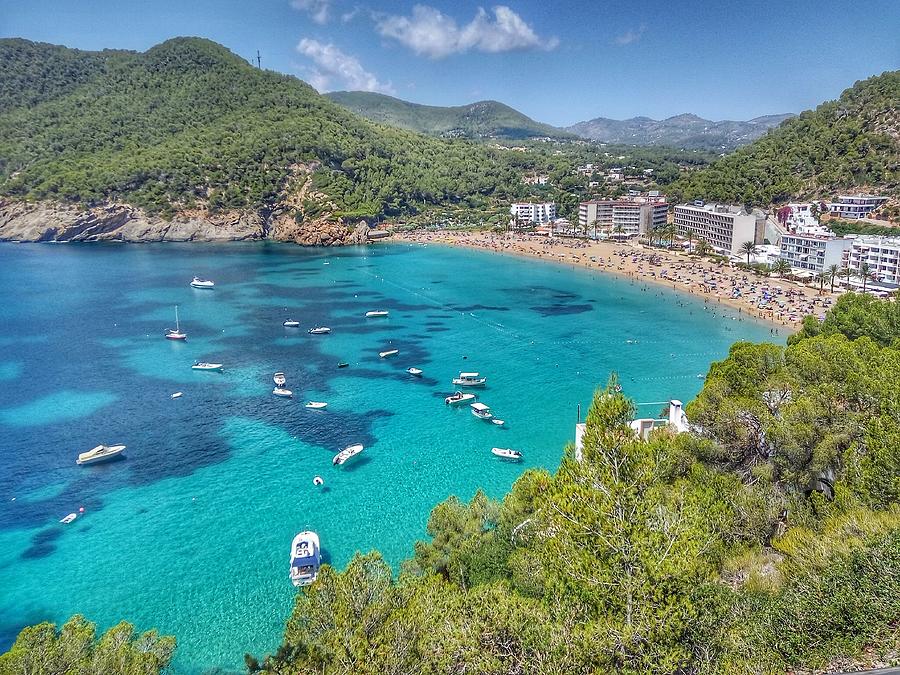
[393,230,839,328]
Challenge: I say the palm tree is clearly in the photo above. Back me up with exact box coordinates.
[842,265,852,291]
[859,262,872,293]
[740,240,757,265]
[771,259,791,276]
[695,240,711,257]
[816,271,828,294]
[613,223,625,240]
[827,264,840,293]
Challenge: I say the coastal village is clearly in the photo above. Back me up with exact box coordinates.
[396,185,895,329]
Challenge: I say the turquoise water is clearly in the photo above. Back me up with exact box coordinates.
[0,242,775,673]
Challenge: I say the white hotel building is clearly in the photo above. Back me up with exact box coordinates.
[510,202,556,225]
[779,233,853,274]
[578,195,668,237]
[673,202,765,256]
[847,236,900,286]
[827,194,888,220]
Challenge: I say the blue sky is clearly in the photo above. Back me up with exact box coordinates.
[1,0,897,125]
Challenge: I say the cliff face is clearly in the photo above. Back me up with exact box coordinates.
[0,200,371,246]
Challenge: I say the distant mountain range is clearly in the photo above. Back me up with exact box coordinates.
[327,91,794,150]
[565,113,796,151]
[325,91,571,140]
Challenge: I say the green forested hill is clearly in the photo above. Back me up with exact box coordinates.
[671,71,900,206]
[325,91,569,140]
[0,38,530,220]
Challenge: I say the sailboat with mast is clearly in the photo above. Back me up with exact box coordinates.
[165,305,187,340]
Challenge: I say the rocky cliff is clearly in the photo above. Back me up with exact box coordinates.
[0,200,372,246]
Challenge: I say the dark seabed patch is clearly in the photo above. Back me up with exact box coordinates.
[531,304,593,317]
[21,526,63,560]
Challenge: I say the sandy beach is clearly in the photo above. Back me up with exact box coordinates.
[392,230,842,330]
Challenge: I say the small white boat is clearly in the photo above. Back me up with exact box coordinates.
[491,419,505,427]
[190,277,215,289]
[76,444,126,465]
[445,391,475,406]
[379,349,399,358]
[289,531,321,587]
[470,402,493,420]
[452,372,486,387]
[305,401,328,409]
[273,372,286,386]
[365,310,389,318]
[406,367,423,377]
[60,513,77,524]
[308,326,331,334]
[171,392,183,399]
[333,443,364,466]
[165,305,187,340]
[491,447,522,460]
[283,320,300,327]
[192,362,223,371]
[273,387,293,398]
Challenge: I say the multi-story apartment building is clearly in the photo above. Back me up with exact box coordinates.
[510,202,556,225]
[673,202,765,256]
[827,194,888,220]
[779,233,853,274]
[578,196,668,237]
[846,236,900,286]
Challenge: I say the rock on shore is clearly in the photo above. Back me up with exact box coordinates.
[0,200,371,246]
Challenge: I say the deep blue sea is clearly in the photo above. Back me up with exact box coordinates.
[0,241,776,673]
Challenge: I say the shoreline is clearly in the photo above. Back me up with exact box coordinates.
[391,230,842,330]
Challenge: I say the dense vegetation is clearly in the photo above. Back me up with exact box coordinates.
[0,615,174,675]
[326,91,571,140]
[671,71,900,206]
[249,292,900,674]
[0,38,536,220]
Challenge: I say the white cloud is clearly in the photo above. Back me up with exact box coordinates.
[614,25,646,45]
[375,5,557,59]
[296,38,394,94]
[290,0,332,24]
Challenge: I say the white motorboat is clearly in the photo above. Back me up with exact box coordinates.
[60,513,77,524]
[305,401,328,409]
[379,349,399,358]
[273,372,286,386]
[445,391,475,406]
[470,402,493,420]
[332,443,364,466]
[491,447,522,460]
[289,531,321,587]
[406,367,423,377]
[76,444,126,466]
[283,320,300,328]
[308,326,331,334]
[452,372,486,387]
[491,419,505,427]
[365,310,389,318]
[192,362,223,371]
[273,387,293,398]
[171,392,183,399]
[165,305,187,340]
[190,277,215,289]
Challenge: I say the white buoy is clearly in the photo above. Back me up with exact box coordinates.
[313,476,324,486]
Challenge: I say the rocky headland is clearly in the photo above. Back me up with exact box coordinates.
[0,199,372,246]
